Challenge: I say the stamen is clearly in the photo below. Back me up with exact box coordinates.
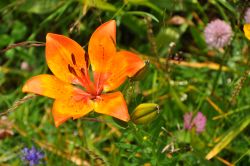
[71,53,76,65]
[85,52,89,67]
[67,64,71,73]
[68,64,77,76]
[80,68,85,76]
[70,67,77,76]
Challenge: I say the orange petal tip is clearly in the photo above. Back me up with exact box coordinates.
[46,33,54,38]
[46,33,63,42]
[22,83,28,92]
[104,20,116,25]
[122,115,130,122]
[52,110,71,127]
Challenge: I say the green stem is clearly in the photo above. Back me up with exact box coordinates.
[211,49,227,95]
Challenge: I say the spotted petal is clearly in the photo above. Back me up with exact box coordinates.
[88,20,116,93]
[22,74,78,99]
[52,96,94,127]
[46,33,94,93]
[102,50,145,92]
[88,20,145,92]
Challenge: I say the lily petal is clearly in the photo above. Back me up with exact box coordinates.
[22,74,78,99]
[52,96,94,127]
[94,91,130,122]
[52,110,71,128]
[88,20,116,93]
[46,33,93,91]
[103,50,145,92]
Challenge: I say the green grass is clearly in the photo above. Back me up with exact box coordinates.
[0,0,250,165]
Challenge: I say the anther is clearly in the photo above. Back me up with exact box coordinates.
[67,64,71,73]
[85,52,89,67]
[68,64,77,76]
[71,53,76,65]
[80,68,85,76]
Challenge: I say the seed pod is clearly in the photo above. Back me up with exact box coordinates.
[131,103,160,124]
[130,60,150,81]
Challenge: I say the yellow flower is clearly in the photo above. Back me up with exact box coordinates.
[243,24,250,40]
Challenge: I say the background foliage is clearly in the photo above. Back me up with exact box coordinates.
[0,0,250,165]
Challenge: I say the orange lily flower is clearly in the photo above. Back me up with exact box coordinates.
[22,20,145,127]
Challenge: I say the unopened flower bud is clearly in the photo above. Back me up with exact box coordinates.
[131,103,160,124]
[130,60,150,81]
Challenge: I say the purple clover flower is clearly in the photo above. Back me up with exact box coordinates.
[21,146,44,166]
[244,8,250,23]
[183,112,206,134]
[204,19,232,49]
[192,112,207,133]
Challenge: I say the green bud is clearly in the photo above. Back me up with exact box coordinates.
[130,60,150,81]
[131,103,160,124]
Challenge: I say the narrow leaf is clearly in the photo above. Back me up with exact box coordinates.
[206,114,250,160]
[125,11,159,23]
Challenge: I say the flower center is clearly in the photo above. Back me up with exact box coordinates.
[66,53,97,95]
